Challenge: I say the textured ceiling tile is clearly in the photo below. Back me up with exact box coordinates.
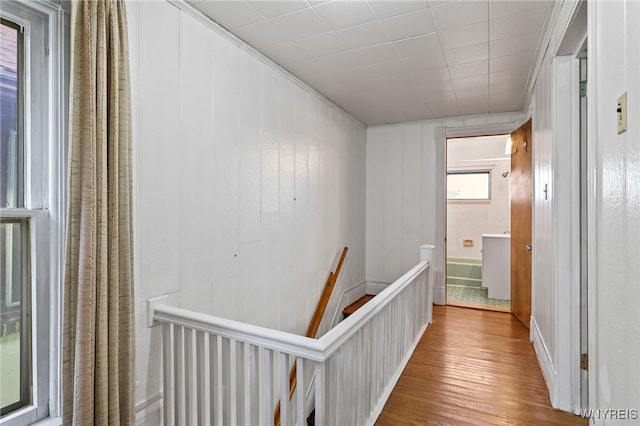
[313,1,377,31]
[489,53,534,73]
[261,41,314,66]
[294,32,345,57]
[334,21,388,51]
[233,19,290,48]
[353,60,409,81]
[248,1,308,19]
[404,106,435,123]
[429,101,460,118]
[284,58,323,79]
[428,0,457,7]
[393,33,442,58]
[457,101,489,116]
[417,79,455,94]
[270,8,331,40]
[489,70,528,87]
[490,7,548,41]
[455,86,489,99]
[410,67,451,85]
[490,32,540,58]
[489,97,523,113]
[321,44,399,70]
[401,52,448,70]
[444,42,489,66]
[421,89,457,102]
[431,0,488,30]
[189,0,553,125]
[192,1,264,29]
[452,74,488,90]
[449,60,489,79]
[489,0,550,19]
[368,0,430,20]
[438,21,489,50]
[379,9,437,41]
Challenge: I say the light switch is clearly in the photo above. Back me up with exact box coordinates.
[617,92,627,135]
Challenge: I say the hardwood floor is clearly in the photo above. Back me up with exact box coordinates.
[376,305,587,426]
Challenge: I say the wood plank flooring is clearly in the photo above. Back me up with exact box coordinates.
[376,306,587,426]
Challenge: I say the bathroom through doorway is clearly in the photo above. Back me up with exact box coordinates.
[445,134,512,312]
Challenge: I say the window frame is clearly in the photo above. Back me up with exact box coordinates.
[0,1,67,425]
[446,170,492,201]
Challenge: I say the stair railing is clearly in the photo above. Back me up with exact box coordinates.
[274,246,348,426]
[152,246,433,426]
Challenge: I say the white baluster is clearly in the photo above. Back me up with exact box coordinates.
[174,326,184,425]
[315,362,325,426]
[185,328,194,425]
[259,348,273,425]
[196,331,208,425]
[162,323,174,426]
[229,339,237,426]
[249,345,259,426]
[279,352,289,426]
[210,334,223,426]
[296,357,305,426]
[242,342,251,425]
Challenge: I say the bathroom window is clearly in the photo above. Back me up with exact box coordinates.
[447,170,491,200]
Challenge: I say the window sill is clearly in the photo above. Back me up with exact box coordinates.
[31,417,61,426]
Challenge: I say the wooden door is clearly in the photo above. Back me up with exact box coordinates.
[510,120,532,327]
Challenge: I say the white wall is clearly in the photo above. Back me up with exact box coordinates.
[127,1,366,419]
[447,136,511,259]
[366,112,524,304]
[588,0,640,421]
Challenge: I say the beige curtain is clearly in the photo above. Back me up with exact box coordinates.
[63,0,134,424]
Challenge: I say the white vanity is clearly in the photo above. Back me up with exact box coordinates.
[482,234,511,300]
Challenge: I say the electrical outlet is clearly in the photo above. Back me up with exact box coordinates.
[617,92,627,135]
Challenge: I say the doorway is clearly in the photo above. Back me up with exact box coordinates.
[445,134,512,312]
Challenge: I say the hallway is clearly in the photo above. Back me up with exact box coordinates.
[377,306,587,425]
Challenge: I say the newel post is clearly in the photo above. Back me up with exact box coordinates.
[420,244,436,324]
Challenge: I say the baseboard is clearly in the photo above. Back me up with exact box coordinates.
[365,281,390,295]
[331,280,366,327]
[366,323,429,426]
[135,392,163,426]
[530,316,558,408]
[433,286,445,305]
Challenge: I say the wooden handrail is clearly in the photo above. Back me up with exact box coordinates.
[274,246,348,426]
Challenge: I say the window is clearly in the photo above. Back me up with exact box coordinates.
[447,171,491,200]
[0,1,67,424]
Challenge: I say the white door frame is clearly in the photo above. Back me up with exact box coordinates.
[434,122,522,306]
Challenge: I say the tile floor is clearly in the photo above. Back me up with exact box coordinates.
[447,284,511,308]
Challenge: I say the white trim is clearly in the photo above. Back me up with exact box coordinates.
[433,287,445,306]
[523,1,563,109]
[436,117,524,307]
[0,2,66,424]
[366,323,428,426]
[552,54,583,415]
[329,280,366,328]
[135,392,163,426]
[531,316,558,407]
[586,0,599,412]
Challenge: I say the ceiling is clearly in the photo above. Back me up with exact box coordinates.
[186,0,553,125]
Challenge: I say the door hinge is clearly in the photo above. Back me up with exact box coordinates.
[580,353,588,370]
[580,81,587,97]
